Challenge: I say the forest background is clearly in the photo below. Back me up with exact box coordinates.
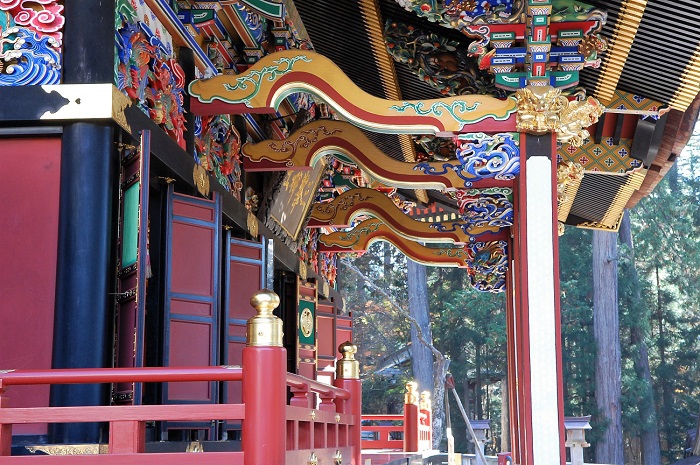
[338,124,700,465]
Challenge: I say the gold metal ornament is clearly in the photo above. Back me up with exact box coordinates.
[193,164,210,197]
[246,289,283,347]
[308,452,318,465]
[405,381,419,406]
[333,450,343,465]
[420,391,432,412]
[336,342,359,380]
[310,410,316,421]
[247,211,259,239]
[300,307,314,338]
[515,85,604,147]
[299,261,308,281]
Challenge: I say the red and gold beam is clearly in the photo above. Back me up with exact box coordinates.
[308,188,500,243]
[189,50,517,135]
[318,218,472,267]
[241,120,513,190]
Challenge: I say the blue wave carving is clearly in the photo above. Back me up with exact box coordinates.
[0,27,61,85]
[414,133,520,187]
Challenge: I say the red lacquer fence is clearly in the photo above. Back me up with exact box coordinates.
[0,290,363,465]
[360,382,433,453]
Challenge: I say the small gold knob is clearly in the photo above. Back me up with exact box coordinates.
[336,342,359,379]
[405,381,419,405]
[247,289,283,346]
[420,390,432,411]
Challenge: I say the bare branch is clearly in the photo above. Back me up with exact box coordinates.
[341,258,445,361]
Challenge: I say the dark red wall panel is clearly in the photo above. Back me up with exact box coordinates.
[0,137,61,435]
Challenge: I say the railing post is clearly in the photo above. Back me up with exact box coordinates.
[243,290,286,465]
[109,421,146,454]
[335,342,361,465]
[420,390,432,450]
[0,386,11,456]
[404,381,419,452]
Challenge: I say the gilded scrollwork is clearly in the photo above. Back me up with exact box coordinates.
[515,86,604,147]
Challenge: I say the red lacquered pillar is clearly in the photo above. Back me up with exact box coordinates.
[404,381,420,452]
[335,342,361,465]
[420,391,432,449]
[242,290,287,465]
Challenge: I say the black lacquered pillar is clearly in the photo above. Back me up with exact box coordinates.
[49,0,117,444]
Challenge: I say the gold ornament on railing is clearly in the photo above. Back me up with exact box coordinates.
[333,450,343,465]
[405,381,419,406]
[246,289,283,347]
[420,391,432,412]
[336,342,359,380]
[516,85,604,147]
[308,451,318,465]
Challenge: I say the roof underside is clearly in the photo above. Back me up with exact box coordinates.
[293,0,700,230]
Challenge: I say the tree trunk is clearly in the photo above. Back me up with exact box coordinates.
[619,211,661,465]
[501,376,510,452]
[592,230,624,465]
[432,354,449,450]
[407,259,442,447]
[407,259,434,391]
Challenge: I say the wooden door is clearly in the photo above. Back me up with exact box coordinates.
[222,234,267,404]
[163,187,221,436]
[113,131,151,405]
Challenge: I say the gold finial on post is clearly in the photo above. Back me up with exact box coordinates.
[420,391,432,412]
[405,381,419,406]
[247,289,283,347]
[336,342,359,379]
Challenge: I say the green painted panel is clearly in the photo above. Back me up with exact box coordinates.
[122,182,140,268]
[298,299,315,346]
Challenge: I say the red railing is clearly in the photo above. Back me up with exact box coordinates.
[0,366,245,464]
[0,352,361,464]
[360,414,404,450]
[360,386,433,453]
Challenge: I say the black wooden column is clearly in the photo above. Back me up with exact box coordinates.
[49,0,117,444]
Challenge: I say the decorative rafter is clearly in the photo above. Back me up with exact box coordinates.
[308,187,508,242]
[241,119,518,190]
[189,49,518,135]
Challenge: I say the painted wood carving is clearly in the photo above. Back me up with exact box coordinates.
[393,0,605,34]
[384,20,501,97]
[466,240,508,292]
[116,0,186,148]
[0,0,63,85]
[189,49,517,135]
[242,119,518,190]
[318,218,473,268]
[308,187,506,242]
[194,114,244,199]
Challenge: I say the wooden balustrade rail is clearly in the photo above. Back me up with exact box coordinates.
[0,366,243,389]
[0,365,361,465]
[0,366,246,464]
[286,373,351,400]
[361,414,404,450]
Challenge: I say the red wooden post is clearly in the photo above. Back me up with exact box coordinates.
[420,390,432,449]
[109,420,146,453]
[0,387,11,456]
[335,342,361,465]
[242,290,287,465]
[403,381,420,452]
